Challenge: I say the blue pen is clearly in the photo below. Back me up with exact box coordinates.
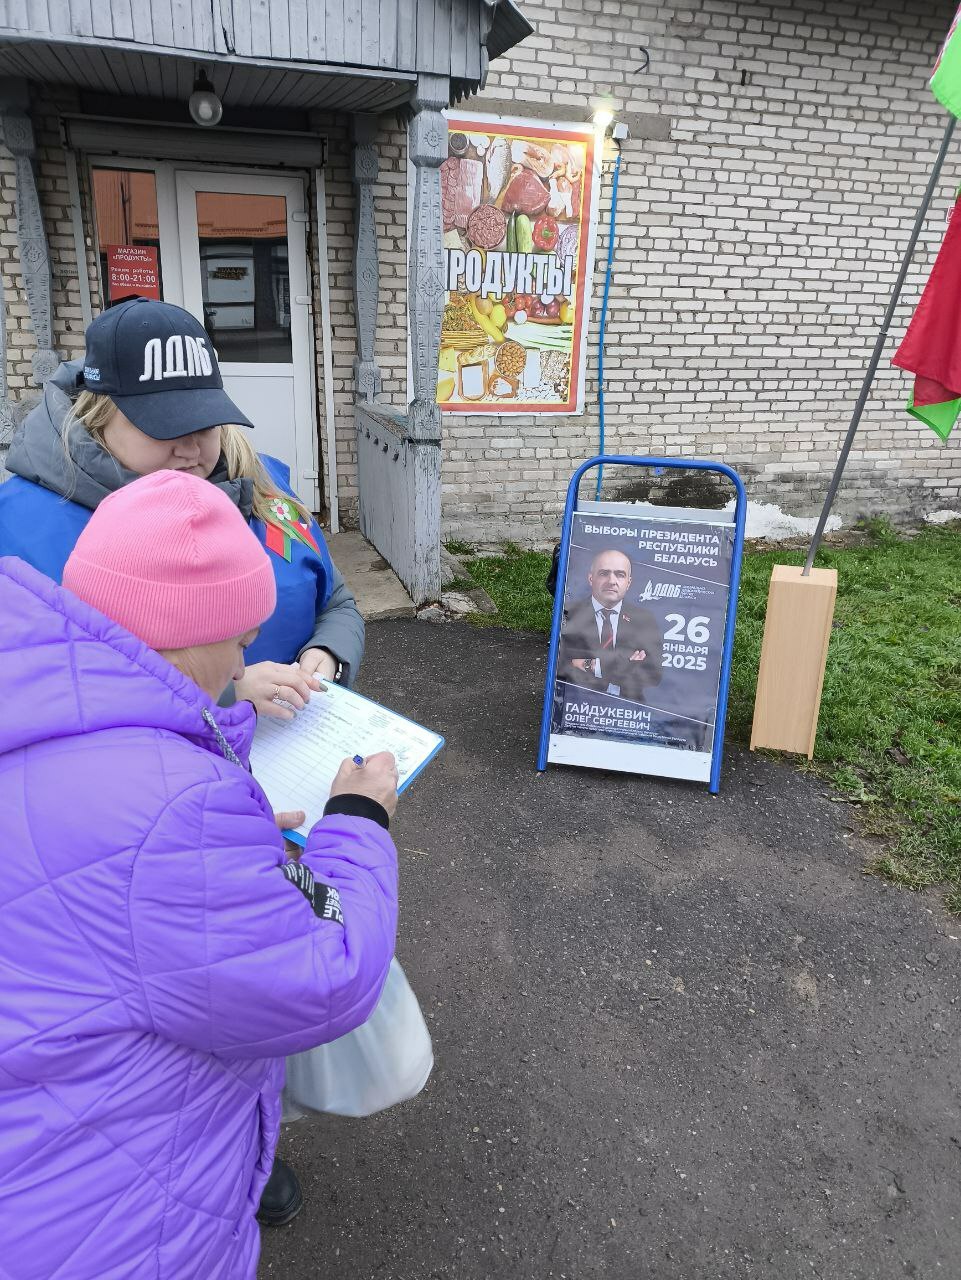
[352,754,365,766]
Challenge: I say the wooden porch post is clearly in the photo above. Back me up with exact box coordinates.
[0,79,59,386]
[351,114,383,403]
[407,73,448,444]
[402,72,449,603]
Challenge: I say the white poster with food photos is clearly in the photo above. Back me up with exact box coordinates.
[438,113,601,415]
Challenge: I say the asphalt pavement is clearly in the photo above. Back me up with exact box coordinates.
[259,619,961,1280]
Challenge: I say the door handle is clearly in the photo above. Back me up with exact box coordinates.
[293,295,313,307]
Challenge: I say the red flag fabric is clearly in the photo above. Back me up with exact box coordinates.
[893,194,961,405]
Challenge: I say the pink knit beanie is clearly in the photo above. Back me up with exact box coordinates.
[63,470,276,649]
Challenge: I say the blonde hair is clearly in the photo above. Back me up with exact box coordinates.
[67,391,311,526]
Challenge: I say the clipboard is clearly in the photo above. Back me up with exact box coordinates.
[249,680,444,846]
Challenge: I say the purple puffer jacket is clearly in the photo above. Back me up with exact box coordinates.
[0,558,398,1280]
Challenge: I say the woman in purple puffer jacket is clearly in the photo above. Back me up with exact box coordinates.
[0,470,399,1280]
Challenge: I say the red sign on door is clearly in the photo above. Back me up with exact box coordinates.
[106,244,161,302]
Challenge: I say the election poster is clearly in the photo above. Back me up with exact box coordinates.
[547,507,737,783]
[438,113,600,415]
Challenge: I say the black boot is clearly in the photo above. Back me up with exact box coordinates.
[256,1156,304,1228]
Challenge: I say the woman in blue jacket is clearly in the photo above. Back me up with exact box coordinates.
[0,296,363,719]
[0,296,365,1223]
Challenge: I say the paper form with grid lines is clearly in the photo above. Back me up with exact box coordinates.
[249,679,444,845]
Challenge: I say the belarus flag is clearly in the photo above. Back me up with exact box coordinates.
[891,7,961,441]
[931,5,961,116]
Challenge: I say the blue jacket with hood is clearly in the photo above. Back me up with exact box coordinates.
[0,361,364,675]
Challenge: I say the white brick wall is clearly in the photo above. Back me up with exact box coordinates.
[440,0,961,543]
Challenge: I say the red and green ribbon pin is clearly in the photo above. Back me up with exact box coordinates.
[264,497,320,561]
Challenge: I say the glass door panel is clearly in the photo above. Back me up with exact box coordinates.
[194,192,292,363]
[91,167,163,305]
[175,171,317,507]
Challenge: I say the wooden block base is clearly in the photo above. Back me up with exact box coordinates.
[750,565,838,759]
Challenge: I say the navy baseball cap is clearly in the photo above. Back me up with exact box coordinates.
[79,297,253,440]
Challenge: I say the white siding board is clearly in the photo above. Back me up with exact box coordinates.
[396,0,416,70]
[131,0,154,44]
[169,0,193,49]
[342,0,361,67]
[46,0,72,37]
[465,0,482,81]
[305,1,327,64]
[324,0,344,64]
[189,0,213,52]
[110,0,134,41]
[269,0,291,59]
[230,0,252,56]
[5,1,29,33]
[149,0,173,47]
[378,0,397,70]
[89,0,113,37]
[360,0,379,69]
[432,0,451,80]
[69,0,94,35]
[249,0,272,59]
[449,0,471,79]
[415,0,433,74]
[288,0,308,60]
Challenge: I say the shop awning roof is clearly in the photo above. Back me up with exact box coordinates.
[486,1,534,63]
[0,41,418,114]
[0,0,532,114]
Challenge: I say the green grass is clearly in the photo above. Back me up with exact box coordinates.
[464,527,961,908]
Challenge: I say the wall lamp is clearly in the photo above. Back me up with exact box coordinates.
[189,71,223,128]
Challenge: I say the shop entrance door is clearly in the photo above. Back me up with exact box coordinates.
[90,163,319,509]
[175,171,317,508]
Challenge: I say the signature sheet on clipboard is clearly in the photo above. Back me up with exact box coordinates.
[249,681,444,846]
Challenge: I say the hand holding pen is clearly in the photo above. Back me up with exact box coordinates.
[329,751,399,817]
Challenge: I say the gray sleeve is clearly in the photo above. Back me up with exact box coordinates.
[296,564,366,684]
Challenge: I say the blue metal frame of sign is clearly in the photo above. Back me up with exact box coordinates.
[536,456,747,794]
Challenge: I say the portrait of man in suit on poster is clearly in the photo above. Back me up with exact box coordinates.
[558,548,663,702]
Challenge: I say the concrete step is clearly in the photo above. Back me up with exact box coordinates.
[326,530,416,621]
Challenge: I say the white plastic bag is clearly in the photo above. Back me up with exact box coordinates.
[284,958,433,1118]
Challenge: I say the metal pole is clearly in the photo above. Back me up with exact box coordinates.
[595,147,623,501]
[803,115,957,575]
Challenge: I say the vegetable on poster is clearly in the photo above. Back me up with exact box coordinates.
[437,114,601,415]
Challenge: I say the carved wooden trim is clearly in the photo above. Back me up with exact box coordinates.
[0,272,14,453]
[1,105,59,385]
[407,73,449,444]
[351,115,382,404]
